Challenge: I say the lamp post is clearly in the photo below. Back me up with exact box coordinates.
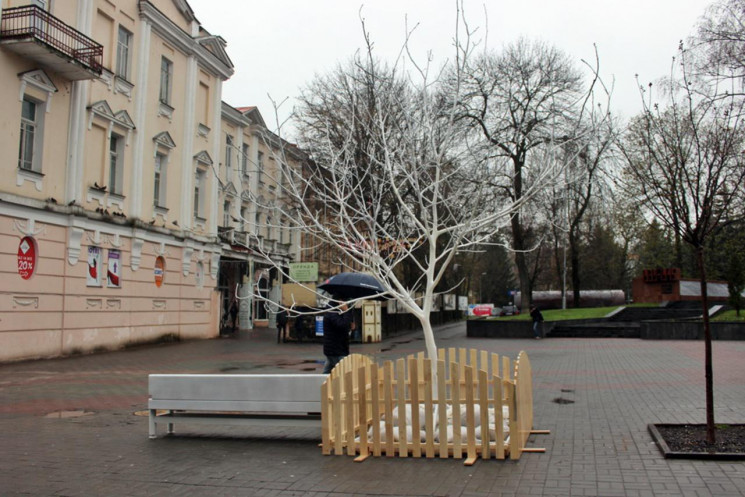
[480,272,487,303]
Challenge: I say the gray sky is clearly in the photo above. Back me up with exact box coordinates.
[187,0,713,133]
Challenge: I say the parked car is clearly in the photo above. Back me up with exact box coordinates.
[498,304,520,316]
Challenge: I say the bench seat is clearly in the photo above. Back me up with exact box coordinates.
[148,373,326,438]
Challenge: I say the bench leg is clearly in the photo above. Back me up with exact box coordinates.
[149,409,157,439]
[167,412,174,435]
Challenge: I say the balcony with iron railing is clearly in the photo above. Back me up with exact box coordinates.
[1,5,103,80]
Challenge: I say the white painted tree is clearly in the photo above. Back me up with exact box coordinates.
[246,11,607,362]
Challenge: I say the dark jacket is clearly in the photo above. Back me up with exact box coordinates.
[530,307,544,322]
[276,310,288,327]
[323,308,353,356]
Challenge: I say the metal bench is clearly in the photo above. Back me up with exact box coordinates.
[148,374,326,439]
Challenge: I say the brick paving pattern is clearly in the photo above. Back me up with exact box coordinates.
[0,322,743,496]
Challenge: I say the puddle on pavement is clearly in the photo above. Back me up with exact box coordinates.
[552,397,575,404]
[44,410,95,419]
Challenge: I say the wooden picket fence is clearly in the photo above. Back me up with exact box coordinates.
[320,348,535,464]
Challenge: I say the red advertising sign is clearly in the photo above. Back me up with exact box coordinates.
[17,236,36,280]
[154,256,165,287]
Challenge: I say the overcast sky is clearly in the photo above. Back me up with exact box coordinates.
[186,0,714,134]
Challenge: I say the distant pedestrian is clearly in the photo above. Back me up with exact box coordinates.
[229,299,239,331]
[322,301,355,374]
[530,305,544,339]
[276,309,288,343]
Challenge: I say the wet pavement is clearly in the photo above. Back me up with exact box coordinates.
[1,322,744,496]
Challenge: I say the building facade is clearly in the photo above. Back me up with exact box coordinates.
[0,0,234,361]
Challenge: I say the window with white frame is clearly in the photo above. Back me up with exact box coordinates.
[18,97,43,173]
[153,152,167,207]
[159,57,173,105]
[194,169,206,219]
[108,133,124,195]
[116,26,132,80]
[241,143,249,177]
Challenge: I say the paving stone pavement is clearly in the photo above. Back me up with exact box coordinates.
[0,322,744,497]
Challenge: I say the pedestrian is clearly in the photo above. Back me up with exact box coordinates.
[322,300,355,374]
[276,308,288,343]
[530,305,544,339]
[229,299,239,332]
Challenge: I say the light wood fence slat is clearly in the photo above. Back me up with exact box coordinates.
[333,374,342,455]
[384,361,395,457]
[345,370,355,456]
[370,365,381,457]
[410,357,421,457]
[321,380,331,455]
[320,349,533,463]
[464,366,477,461]
[494,374,505,460]
[451,361,462,459]
[358,365,368,459]
[396,358,407,457]
[423,359,435,458]
[437,359,448,459]
[478,369,490,460]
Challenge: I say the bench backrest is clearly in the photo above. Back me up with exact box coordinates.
[148,374,326,413]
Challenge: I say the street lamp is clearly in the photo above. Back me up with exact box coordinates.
[480,272,487,303]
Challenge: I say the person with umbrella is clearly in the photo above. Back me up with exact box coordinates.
[322,298,356,374]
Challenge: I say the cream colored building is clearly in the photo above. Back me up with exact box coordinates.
[0,0,235,361]
[218,104,303,328]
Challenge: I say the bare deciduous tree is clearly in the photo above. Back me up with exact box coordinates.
[621,47,745,443]
[450,38,603,310]
[244,13,607,362]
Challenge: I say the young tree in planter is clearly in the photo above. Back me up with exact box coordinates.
[621,47,745,443]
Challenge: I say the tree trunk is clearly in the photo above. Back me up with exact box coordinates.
[569,228,581,308]
[697,245,716,444]
[511,213,531,311]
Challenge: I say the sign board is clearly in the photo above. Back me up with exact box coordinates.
[87,246,102,287]
[468,304,494,317]
[17,236,36,280]
[107,250,121,287]
[315,316,324,336]
[289,262,318,282]
[457,296,469,311]
[643,268,680,283]
[154,256,165,287]
[281,283,317,307]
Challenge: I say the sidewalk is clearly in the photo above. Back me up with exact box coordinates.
[0,323,743,496]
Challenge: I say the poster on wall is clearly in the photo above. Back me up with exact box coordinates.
[107,250,121,288]
[154,256,165,287]
[17,236,36,280]
[87,246,102,287]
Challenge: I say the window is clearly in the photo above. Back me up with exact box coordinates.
[223,200,231,227]
[241,144,249,176]
[257,151,264,182]
[108,134,124,195]
[153,153,167,207]
[225,135,233,181]
[240,206,248,231]
[18,97,41,172]
[194,169,205,219]
[116,26,132,80]
[159,57,172,105]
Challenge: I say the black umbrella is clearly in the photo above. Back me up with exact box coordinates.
[318,272,388,300]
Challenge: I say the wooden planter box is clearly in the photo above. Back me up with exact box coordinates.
[320,348,535,464]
